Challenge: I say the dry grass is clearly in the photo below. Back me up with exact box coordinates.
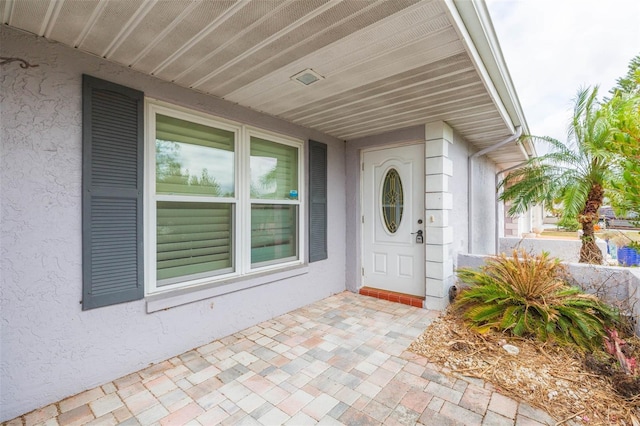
[539,230,581,239]
[409,311,640,425]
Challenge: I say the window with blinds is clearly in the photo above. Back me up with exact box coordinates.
[147,103,303,293]
[156,202,233,283]
[155,114,235,197]
[250,136,298,200]
[153,112,237,288]
[250,136,299,266]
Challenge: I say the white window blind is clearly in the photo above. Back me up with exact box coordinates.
[147,103,303,293]
[156,114,234,197]
[154,114,236,286]
[250,136,299,266]
[156,202,233,283]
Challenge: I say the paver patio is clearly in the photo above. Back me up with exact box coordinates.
[6,292,560,426]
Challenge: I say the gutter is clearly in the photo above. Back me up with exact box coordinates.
[444,0,514,135]
[468,126,523,253]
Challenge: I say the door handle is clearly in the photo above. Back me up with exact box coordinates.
[411,229,423,244]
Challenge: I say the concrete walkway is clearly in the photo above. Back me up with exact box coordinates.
[8,292,560,426]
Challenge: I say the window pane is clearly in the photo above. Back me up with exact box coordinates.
[250,137,298,200]
[382,168,403,233]
[157,201,233,284]
[251,205,297,265]
[156,114,235,196]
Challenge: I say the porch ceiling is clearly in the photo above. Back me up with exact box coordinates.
[2,0,530,166]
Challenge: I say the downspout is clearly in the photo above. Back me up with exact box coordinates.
[468,126,522,253]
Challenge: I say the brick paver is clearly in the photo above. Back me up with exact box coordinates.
[488,392,519,420]
[459,384,492,415]
[23,404,57,426]
[60,388,105,413]
[482,410,515,426]
[6,292,559,425]
[58,404,94,426]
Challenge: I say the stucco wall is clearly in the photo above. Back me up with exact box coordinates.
[471,155,499,255]
[499,237,608,264]
[448,131,498,260]
[442,130,498,268]
[0,26,346,420]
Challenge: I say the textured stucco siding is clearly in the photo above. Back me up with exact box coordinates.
[446,131,497,263]
[0,26,346,420]
[471,155,498,255]
[499,237,607,264]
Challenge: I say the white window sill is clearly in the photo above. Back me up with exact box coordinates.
[145,264,309,313]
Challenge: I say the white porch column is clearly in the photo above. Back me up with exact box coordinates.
[424,121,454,310]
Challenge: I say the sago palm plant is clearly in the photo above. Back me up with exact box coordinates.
[453,250,619,350]
[499,86,618,264]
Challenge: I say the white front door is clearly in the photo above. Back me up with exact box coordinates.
[362,144,425,296]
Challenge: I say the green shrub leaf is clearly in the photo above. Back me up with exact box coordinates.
[454,250,619,350]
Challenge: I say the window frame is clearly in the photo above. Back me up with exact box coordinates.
[145,100,305,295]
[246,128,303,269]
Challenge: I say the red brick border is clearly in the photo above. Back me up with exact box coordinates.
[359,287,424,308]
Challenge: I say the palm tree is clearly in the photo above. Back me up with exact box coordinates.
[499,87,617,264]
[605,58,640,216]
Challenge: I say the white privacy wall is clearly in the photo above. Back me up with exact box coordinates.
[0,26,346,420]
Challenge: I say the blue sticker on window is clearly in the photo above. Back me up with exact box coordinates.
[289,190,298,199]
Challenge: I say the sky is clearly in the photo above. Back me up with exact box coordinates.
[485,0,640,153]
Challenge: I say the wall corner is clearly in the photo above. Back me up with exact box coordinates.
[423,121,455,311]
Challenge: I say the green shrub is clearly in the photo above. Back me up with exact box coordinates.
[557,216,580,231]
[453,250,619,350]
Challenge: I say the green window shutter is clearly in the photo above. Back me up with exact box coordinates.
[82,75,144,310]
[308,140,327,262]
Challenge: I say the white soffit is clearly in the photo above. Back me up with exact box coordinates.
[1,0,529,166]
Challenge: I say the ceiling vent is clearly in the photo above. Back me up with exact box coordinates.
[290,68,324,86]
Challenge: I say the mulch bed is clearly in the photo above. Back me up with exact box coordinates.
[408,311,640,425]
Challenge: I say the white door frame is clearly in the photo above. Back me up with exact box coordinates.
[360,142,425,296]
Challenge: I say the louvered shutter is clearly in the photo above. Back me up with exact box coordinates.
[308,140,327,262]
[82,75,144,310]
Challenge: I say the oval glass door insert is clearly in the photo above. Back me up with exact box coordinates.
[382,168,403,233]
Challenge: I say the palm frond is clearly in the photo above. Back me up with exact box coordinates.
[499,165,561,215]
[524,135,575,159]
[499,86,619,259]
[560,179,591,219]
[499,305,522,330]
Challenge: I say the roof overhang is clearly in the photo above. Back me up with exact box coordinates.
[2,0,532,166]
